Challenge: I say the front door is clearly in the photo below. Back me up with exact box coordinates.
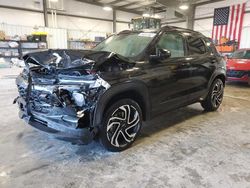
[145,32,194,115]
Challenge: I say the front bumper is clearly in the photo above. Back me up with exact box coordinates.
[15,96,96,144]
[226,70,249,83]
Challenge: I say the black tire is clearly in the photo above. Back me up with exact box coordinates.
[201,78,224,111]
[99,99,142,152]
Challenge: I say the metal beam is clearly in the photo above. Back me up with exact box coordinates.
[129,2,156,11]
[43,0,48,27]
[108,0,123,5]
[47,10,130,24]
[0,5,43,13]
[113,9,117,33]
[195,0,224,7]
[186,5,195,29]
[117,1,142,9]
[75,0,141,14]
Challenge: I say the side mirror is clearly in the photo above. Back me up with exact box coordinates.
[158,49,171,59]
[150,48,171,62]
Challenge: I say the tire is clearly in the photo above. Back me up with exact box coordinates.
[201,78,224,111]
[99,99,142,152]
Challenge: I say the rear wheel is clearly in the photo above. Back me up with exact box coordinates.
[100,99,142,152]
[201,78,224,111]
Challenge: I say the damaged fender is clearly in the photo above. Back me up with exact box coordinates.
[14,50,128,144]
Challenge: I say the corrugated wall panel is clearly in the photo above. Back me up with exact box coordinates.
[67,29,106,41]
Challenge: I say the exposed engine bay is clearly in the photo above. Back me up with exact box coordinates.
[14,49,134,143]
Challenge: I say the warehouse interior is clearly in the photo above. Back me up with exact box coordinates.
[0,0,250,187]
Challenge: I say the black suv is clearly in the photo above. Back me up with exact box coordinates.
[14,26,226,151]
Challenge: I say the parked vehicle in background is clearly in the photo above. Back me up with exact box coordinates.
[14,26,226,152]
[226,49,250,84]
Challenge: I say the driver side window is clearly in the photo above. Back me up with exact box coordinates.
[157,33,185,58]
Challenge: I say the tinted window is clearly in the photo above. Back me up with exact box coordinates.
[231,50,250,59]
[187,36,207,55]
[157,33,185,58]
[204,38,220,56]
[93,33,155,58]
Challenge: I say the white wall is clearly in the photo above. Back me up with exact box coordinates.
[117,23,130,32]
[50,15,113,33]
[116,10,138,22]
[0,0,43,10]
[0,8,44,27]
[62,0,113,20]
[194,18,213,37]
[0,0,138,34]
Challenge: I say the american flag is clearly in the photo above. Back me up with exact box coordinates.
[212,3,246,47]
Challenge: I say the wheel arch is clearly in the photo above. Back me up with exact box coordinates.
[214,74,226,86]
[93,80,151,128]
[208,70,226,89]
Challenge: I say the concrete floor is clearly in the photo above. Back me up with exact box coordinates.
[0,67,250,188]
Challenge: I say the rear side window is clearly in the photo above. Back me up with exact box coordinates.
[204,38,220,56]
[157,33,185,58]
[187,36,207,55]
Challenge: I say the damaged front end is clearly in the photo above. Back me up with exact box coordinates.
[14,50,111,144]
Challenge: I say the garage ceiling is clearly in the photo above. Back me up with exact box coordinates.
[76,0,223,14]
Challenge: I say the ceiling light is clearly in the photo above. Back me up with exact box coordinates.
[142,13,150,17]
[179,4,189,10]
[154,14,160,18]
[49,0,58,2]
[103,6,112,11]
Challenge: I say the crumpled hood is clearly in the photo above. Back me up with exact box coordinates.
[22,49,134,71]
[227,58,250,71]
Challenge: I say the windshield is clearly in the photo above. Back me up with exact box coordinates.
[230,50,250,59]
[93,32,156,59]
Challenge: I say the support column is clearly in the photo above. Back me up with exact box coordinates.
[113,9,117,33]
[43,0,48,27]
[186,5,195,30]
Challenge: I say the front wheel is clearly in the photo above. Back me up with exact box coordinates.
[201,78,224,111]
[100,99,142,152]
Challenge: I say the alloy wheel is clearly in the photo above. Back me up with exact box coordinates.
[211,80,224,108]
[106,105,141,148]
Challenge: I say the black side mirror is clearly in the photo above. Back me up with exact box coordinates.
[150,48,171,62]
[158,49,171,59]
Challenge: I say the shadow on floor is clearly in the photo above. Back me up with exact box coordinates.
[138,105,205,141]
[77,104,206,155]
[21,104,207,161]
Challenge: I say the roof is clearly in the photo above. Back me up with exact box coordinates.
[118,26,204,36]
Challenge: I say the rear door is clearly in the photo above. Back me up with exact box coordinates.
[184,34,216,101]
